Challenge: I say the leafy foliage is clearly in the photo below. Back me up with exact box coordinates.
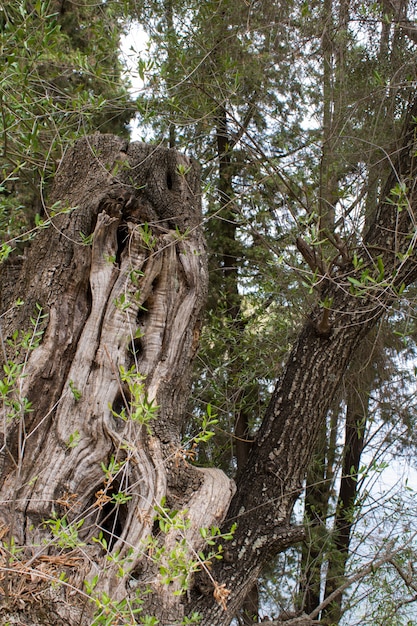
[0,0,134,245]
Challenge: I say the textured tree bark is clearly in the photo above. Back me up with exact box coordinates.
[0,134,235,625]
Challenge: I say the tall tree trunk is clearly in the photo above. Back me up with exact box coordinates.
[215,106,252,474]
[298,410,337,614]
[299,0,348,608]
[320,352,372,624]
[216,106,258,623]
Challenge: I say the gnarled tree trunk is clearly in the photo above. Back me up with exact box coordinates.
[0,134,234,625]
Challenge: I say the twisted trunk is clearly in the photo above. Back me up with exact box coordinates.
[0,135,234,625]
